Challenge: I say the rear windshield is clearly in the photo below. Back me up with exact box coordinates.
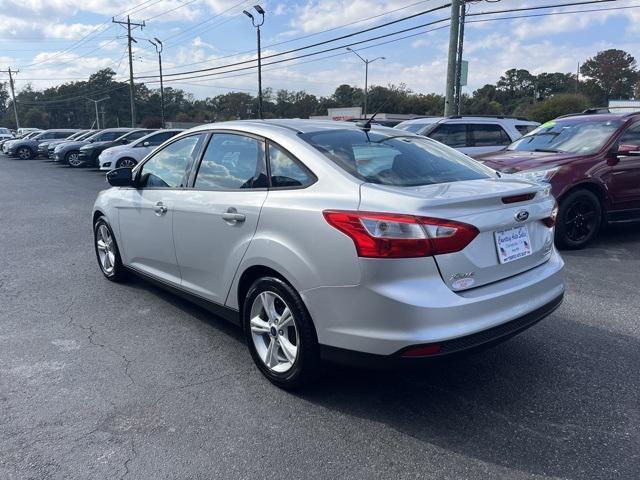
[299,129,492,187]
[395,123,427,133]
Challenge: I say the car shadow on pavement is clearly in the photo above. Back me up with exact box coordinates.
[118,223,640,480]
[302,316,640,479]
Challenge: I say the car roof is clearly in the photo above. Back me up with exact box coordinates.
[555,113,635,122]
[398,116,538,125]
[187,119,403,137]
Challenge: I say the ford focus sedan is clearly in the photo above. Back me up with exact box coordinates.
[92,120,565,389]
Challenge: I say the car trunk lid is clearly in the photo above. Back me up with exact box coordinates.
[359,178,555,291]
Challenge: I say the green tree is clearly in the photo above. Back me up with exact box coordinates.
[524,93,589,123]
[581,49,637,100]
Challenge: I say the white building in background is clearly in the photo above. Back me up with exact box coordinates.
[608,100,640,113]
[310,106,422,122]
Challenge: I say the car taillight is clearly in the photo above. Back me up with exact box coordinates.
[542,202,559,228]
[322,210,479,258]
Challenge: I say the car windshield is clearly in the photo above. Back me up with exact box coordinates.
[300,129,492,187]
[508,118,622,154]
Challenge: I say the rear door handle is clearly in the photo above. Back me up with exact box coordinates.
[222,207,246,223]
[154,201,168,215]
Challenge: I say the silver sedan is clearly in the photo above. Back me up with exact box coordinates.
[92,119,564,389]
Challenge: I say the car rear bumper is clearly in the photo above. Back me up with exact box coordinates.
[319,292,564,367]
[301,249,565,357]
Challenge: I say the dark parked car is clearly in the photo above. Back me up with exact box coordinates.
[46,130,97,158]
[38,130,92,157]
[6,129,78,159]
[54,129,134,165]
[75,129,156,168]
[476,111,640,249]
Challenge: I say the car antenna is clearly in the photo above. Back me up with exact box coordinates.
[356,99,389,132]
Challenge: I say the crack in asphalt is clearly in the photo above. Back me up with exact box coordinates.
[65,309,135,388]
[120,438,137,480]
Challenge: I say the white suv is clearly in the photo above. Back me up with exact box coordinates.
[395,116,539,156]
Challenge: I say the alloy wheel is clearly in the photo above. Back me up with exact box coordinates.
[117,158,137,168]
[564,199,597,243]
[18,148,31,160]
[95,224,116,275]
[249,291,299,373]
[67,152,81,167]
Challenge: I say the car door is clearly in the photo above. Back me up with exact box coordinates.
[116,133,207,284]
[608,122,640,212]
[465,123,512,155]
[172,132,268,304]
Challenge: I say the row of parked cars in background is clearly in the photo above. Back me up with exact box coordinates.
[0,127,183,169]
[2,110,639,249]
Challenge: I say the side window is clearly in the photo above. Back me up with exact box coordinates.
[194,133,266,190]
[146,131,178,147]
[126,131,151,142]
[139,134,205,188]
[617,123,640,145]
[429,124,467,148]
[469,124,511,146]
[98,132,122,142]
[515,124,536,135]
[268,143,314,188]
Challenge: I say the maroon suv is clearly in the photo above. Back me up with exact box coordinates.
[476,112,640,249]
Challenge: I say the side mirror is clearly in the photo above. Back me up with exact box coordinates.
[107,167,134,187]
[142,141,150,147]
[616,144,640,157]
[120,139,129,144]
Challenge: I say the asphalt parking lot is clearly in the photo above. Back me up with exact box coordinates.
[0,154,639,480]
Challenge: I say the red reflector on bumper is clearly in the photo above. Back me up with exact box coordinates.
[400,344,442,357]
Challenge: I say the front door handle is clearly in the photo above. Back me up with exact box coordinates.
[154,201,168,215]
[222,207,246,223]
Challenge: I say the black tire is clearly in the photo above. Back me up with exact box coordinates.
[116,157,138,168]
[555,189,602,250]
[93,216,128,282]
[242,276,321,390]
[65,150,82,167]
[17,146,34,160]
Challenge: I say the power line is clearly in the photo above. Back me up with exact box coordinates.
[137,3,453,80]
[136,0,438,75]
[136,0,617,81]
[143,0,628,85]
[160,0,253,46]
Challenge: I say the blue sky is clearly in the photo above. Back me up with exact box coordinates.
[1,0,639,99]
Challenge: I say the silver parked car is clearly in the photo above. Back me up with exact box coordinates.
[92,120,564,389]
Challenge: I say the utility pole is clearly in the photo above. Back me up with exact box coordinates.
[149,38,165,128]
[444,0,461,116]
[1,67,20,129]
[113,15,145,127]
[85,97,109,129]
[243,6,265,119]
[576,62,580,93]
[346,48,385,118]
[454,1,466,115]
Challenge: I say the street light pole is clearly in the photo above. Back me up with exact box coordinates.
[149,38,165,128]
[243,5,265,120]
[444,0,462,116]
[85,96,110,129]
[346,48,385,119]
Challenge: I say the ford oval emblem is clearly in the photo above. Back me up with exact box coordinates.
[515,210,529,222]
